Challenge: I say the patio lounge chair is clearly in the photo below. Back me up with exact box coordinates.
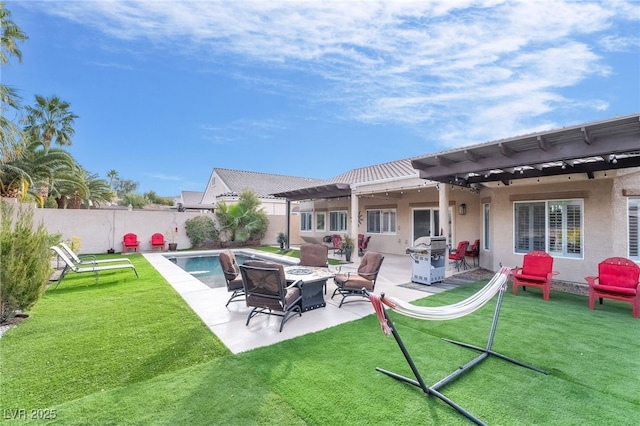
[332,251,384,307]
[51,246,138,289]
[122,233,140,253]
[150,233,166,251]
[586,257,640,318]
[239,260,302,332]
[59,242,132,266]
[511,250,557,301]
[219,249,245,307]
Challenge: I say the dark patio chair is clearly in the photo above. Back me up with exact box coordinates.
[332,251,384,307]
[219,249,245,307]
[239,260,302,332]
[299,243,329,294]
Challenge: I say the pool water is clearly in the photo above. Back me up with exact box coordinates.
[169,253,288,289]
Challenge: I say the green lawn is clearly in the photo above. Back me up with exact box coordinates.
[1,252,638,425]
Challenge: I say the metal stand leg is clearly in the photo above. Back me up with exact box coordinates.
[375,285,547,425]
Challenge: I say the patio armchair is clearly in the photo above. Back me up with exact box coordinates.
[511,250,557,301]
[332,251,384,307]
[465,239,480,267]
[448,240,470,271]
[358,234,371,256]
[219,249,245,307]
[51,246,138,289]
[239,260,303,332]
[299,243,329,294]
[586,257,640,318]
[59,242,132,266]
[122,233,140,253]
[331,234,344,256]
[149,233,166,251]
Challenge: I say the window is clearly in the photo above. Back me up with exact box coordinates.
[301,212,313,232]
[329,210,347,232]
[412,208,439,241]
[629,198,639,261]
[514,200,583,258]
[483,203,490,250]
[316,212,326,232]
[367,208,397,234]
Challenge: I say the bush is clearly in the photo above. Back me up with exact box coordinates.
[185,216,219,248]
[0,201,59,323]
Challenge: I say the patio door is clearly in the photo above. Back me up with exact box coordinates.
[412,208,440,243]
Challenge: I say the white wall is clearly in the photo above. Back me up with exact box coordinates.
[3,199,294,255]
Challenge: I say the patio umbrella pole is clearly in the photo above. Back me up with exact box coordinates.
[374,283,547,426]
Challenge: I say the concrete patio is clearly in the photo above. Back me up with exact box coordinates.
[144,248,489,354]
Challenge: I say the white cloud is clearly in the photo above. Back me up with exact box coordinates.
[33,0,639,146]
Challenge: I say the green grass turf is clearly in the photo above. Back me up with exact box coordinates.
[1,254,638,424]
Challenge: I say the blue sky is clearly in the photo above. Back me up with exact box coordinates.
[4,1,639,196]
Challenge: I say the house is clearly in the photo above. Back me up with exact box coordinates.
[199,167,327,242]
[271,114,640,286]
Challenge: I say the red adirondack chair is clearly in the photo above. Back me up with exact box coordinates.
[511,251,557,300]
[150,233,166,252]
[586,257,640,318]
[122,233,140,253]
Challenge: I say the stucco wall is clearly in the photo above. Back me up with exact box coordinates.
[484,172,637,284]
[3,199,297,255]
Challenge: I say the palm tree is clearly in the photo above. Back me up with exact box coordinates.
[0,2,28,160]
[63,167,112,209]
[106,169,118,190]
[0,2,27,65]
[23,95,78,150]
[0,140,80,206]
[215,190,269,243]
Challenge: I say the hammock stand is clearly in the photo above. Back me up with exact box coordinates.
[368,269,548,426]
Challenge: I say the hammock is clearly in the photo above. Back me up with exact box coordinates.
[370,266,511,332]
[366,266,546,426]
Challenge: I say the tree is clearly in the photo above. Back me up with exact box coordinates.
[54,166,111,209]
[144,190,173,206]
[0,2,28,161]
[0,140,81,206]
[215,190,268,243]
[22,95,78,150]
[106,169,118,190]
[114,178,138,195]
[118,192,148,209]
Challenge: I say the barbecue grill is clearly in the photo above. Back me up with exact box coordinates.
[406,236,446,285]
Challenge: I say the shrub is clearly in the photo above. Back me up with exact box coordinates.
[0,201,59,323]
[185,216,219,248]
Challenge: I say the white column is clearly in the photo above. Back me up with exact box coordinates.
[350,193,359,240]
[439,184,449,244]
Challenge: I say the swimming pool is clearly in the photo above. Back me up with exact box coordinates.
[167,251,293,289]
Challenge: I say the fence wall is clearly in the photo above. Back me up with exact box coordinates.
[3,199,301,255]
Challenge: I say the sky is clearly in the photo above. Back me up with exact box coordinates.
[3,1,639,197]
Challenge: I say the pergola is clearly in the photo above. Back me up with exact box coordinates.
[411,114,640,188]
